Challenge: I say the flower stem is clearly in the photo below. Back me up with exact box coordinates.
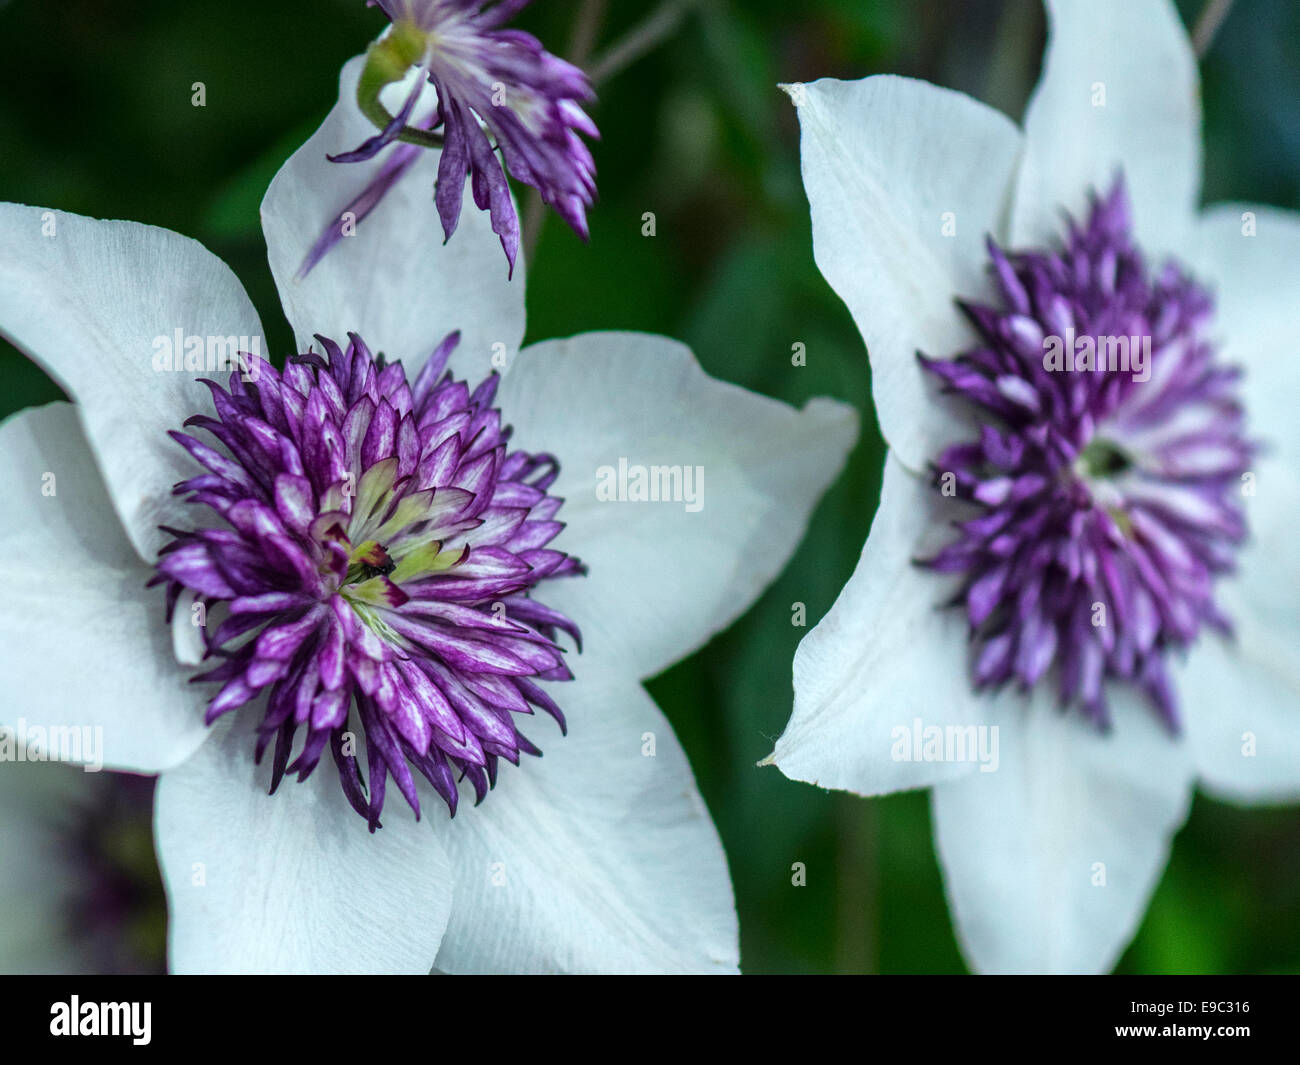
[522,0,701,265]
[588,0,701,87]
[522,0,609,262]
[834,793,879,974]
[1192,0,1234,58]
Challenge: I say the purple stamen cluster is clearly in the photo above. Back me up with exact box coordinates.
[318,0,597,276]
[919,178,1253,730]
[152,332,585,829]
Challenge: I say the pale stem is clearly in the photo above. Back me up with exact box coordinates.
[522,0,609,262]
[1192,0,1234,58]
[587,0,701,86]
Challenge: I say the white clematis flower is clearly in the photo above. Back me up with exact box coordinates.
[0,57,857,974]
[769,0,1300,973]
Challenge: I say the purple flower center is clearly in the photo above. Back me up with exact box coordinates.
[919,177,1252,731]
[152,332,585,829]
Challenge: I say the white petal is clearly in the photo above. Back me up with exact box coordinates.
[155,716,454,974]
[1178,205,1300,800]
[1180,631,1300,804]
[433,672,737,973]
[772,453,983,793]
[0,404,210,773]
[791,75,1022,472]
[261,56,525,384]
[1179,464,1300,801]
[1194,202,1300,462]
[1011,0,1201,258]
[497,331,857,680]
[0,203,264,561]
[0,761,101,974]
[931,687,1194,974]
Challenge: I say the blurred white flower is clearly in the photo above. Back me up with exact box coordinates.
[770,0,1300,973]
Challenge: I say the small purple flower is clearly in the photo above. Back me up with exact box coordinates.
[61,774,166,974]
[152,332,584,830]
[918,177,1252,730]
[1,765,164,975]
[305,0,598,277]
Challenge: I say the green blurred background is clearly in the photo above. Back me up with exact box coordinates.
[1,0,1297,973]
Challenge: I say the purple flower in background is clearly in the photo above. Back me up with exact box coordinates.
[304,0,598,277]
[918,177,1253,732]
[0,765,164,975]
[770,0,1300,974]
[153,332,584,831]
[0,58,855,971]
